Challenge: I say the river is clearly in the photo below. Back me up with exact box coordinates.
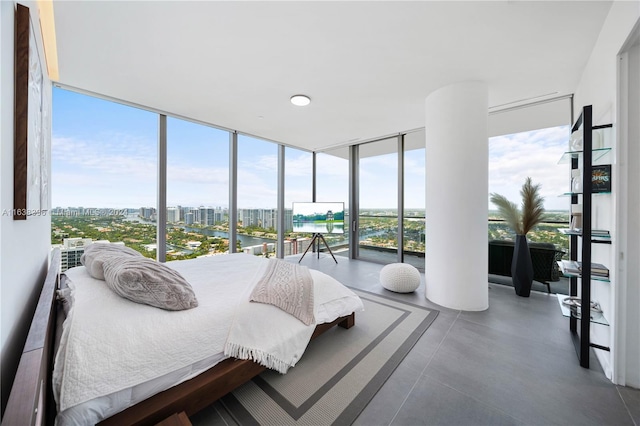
[184,227,275,248]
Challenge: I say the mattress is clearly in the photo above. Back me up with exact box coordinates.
[53,253,363,425]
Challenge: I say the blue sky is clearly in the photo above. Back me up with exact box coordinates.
[52,88,570,211]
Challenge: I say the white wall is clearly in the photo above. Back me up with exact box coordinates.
[620,35,640,388]
[573,1,640,386]
[0,1,53,414]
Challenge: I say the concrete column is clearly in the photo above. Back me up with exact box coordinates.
[425,81,489,311]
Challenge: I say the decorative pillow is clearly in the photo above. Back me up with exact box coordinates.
[56,287,74,318]
[81,243,143,280]
[250,259,315,325]
[102,256,198,311]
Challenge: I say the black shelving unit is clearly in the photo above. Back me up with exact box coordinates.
[562,105,612,368]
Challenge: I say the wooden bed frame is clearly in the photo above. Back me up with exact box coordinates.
[2,249,355,426]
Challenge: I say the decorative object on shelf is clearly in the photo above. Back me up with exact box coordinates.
[490,177,545,297]
[571,169,583,193]
[569,130,583,151]
[592,164,611,193]
[570,203,582,230]
[561,296,603,313]
[592,129,603,149]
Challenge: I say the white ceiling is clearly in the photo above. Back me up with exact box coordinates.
[51,1,612,152]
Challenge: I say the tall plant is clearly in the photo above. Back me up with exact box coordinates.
[490,177,545,236]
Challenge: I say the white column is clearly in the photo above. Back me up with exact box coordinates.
[425,81,488,311]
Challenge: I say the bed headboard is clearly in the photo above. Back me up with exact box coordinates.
[2,249,60,426]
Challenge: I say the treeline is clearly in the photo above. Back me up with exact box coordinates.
[293,211,345,222]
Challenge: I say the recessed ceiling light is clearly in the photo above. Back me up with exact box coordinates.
[290,94,311,106]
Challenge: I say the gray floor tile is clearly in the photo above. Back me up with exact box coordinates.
[391,374,524,426]
[618,385,640,425]
[353,361,424,426]
[397,310,457,374]
[424,318,633,425]
[460,284,574,350]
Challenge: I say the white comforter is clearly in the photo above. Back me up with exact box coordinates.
[54,253,363,420]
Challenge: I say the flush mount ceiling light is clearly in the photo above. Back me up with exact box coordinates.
[290,94,311,106]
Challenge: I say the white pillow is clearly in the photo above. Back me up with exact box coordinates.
[310,270,364,323]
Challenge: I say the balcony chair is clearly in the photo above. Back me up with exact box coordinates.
[488,239,566,293]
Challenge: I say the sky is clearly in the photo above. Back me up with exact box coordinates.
[52,87,570,212]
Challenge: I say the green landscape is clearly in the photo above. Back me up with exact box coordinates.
[52,209,570,259]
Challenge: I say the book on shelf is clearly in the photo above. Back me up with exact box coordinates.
[577,261,609,277]
[560,228,610,237]
[560,260,609,277]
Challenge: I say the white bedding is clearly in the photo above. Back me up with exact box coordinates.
[54,253,363,425]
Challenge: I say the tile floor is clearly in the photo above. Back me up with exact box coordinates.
[191,255,639,426]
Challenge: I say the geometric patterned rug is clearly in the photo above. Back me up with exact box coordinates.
[219,289,438,425]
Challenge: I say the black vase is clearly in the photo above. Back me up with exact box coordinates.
[511,234,533,297]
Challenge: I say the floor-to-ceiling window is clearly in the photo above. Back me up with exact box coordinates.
[236,135,278,256]
[403,131,426,270]
[488,125,570,248]
[315,148,350,253]
[358,138,398,263]
[284,147,313,257]
[166,117,229,260]
[488,124,571,293]
[51,88,157,269]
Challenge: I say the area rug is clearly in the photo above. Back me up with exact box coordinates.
[220,289,438,425]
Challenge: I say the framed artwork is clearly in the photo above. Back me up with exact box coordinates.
[14,4,49,220]
[592,165,611,193]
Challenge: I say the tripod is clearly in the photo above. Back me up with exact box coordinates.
[298,233,338,264]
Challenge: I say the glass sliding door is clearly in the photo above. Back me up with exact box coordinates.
[358,138,398,264]
[166,117,229,260]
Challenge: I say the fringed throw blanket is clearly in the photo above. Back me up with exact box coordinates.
[250,258,315,325]
[225,259,316,373]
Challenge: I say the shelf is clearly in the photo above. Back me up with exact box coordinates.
[557,261,610,282]
[559,228,611,239]
[557,294,609,326]
[559,191,612,196]
[558,147,611,164]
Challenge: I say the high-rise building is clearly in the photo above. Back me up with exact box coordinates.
[57,239,125,272]
[190,208,200,223]
[284,208,293,232]
[185,212,194,225]
[167,207,180,223]
[139,207,156,221]
[180,206,192,222]
[262,209,277,230]
[58,237,93,271]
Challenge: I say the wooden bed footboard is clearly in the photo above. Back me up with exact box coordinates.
[1,248,355,426]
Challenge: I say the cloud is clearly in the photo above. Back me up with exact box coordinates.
[489,125,569,210]
[52,122,571,212]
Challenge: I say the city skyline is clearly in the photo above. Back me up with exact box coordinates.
[52,88,571,211]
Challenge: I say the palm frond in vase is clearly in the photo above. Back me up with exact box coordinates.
[490,177,545,236]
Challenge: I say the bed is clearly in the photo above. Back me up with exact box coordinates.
[3,248,362,425]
